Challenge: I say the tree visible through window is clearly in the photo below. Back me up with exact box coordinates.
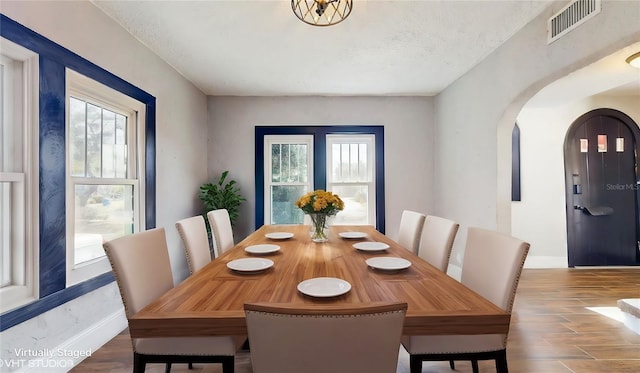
[265,135,313,224]
[327,135,375,225]
[257,127,384,231]
[0,16,157,328]
[66,70,144,285]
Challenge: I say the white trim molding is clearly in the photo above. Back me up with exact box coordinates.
[15,308,126,372]
[523,256,568,268]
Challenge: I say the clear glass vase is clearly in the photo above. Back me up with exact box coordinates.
[308,213,332,243]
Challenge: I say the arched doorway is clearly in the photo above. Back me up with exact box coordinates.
[564,108,640,267]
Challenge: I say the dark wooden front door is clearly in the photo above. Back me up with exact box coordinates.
[565,109,640,267]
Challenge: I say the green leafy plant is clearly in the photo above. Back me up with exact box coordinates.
[199,170,246,225]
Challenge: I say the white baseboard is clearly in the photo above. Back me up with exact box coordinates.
[524,256,568,268]
[446,256,567,280]
[622,312,640,335]
[17,307,127,373]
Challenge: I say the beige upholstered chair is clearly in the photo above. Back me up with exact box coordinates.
[418,215,460,272]
[245,302,408,373]
[103,227,236,373]
[176,215,212,274]
[397,210,426,254]
[402,227,530,373]
[206,209,234,258]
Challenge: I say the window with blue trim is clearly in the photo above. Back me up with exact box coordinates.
[0,15,156,331]
[65,69,147,286]
[255,126,385,233]
[0,37,39,314]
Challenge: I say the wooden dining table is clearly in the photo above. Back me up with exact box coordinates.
[128,224,510,338]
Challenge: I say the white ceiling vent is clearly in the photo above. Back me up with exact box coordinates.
[548,0,601,44]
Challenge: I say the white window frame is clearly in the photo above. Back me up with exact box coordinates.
[65,69,146,286]
[0,38,40,313]
[326,134,376,225]
[264,135,314,225]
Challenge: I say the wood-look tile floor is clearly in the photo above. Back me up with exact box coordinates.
[71,268,640,373]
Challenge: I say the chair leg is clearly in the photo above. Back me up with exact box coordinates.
[133,353,146,373]
[471,360,479,373]
[188,362,193,369]
[222,356,235,373]
[449,360,455,369]
[165,362,171,373]
[409,355,422,373]
[495,350,509,373]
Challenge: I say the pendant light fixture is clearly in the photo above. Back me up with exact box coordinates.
[292,0,353,26]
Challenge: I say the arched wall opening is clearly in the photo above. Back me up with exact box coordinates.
[498,41,640,268]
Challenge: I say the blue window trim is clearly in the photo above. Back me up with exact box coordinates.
[255,125,385,233]
[0,14,156,331]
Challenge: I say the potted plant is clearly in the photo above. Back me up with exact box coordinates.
[199,170,246,226]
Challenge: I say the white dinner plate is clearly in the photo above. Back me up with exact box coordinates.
[366,257,412,271]
[227,258,274,272]
[338,231,367,239]
[353,241,390,252]
[265,232,294,240]
[245,244,280,255]
[297,277,352,297]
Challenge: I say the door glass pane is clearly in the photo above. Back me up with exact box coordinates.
[580,139,588,153]
[271,185,306,224]
[330,185,368,225]
[616,138,624,152]
[74,184,134,265]
[597,134,607,152]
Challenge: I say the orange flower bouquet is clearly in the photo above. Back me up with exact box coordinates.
[295,190,344,242]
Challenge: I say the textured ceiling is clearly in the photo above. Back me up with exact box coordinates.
[92,0,555,96]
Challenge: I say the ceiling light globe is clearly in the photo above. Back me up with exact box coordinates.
[626,52,640,68]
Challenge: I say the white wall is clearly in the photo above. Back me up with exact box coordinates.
[514,95,640,267]
[1,1,208,368]
[207,96,435,243]
[2,0,640,368]
[433,0,640,267]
